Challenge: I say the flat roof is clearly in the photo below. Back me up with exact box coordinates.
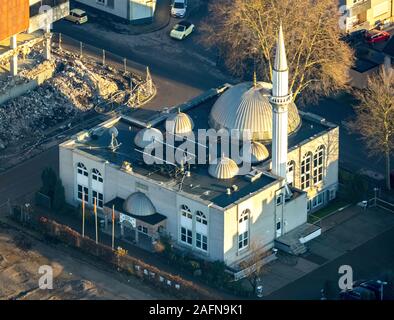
[70,88,336,209]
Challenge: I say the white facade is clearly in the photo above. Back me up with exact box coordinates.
[75,0,157,23]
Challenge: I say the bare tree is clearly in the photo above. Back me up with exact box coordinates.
[238,242,269,293]
[200,0,354,104]
[348,67,394,190]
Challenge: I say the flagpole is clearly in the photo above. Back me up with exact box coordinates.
[94,197,98,244]
[82,190,85,238]
[112,205,115,250]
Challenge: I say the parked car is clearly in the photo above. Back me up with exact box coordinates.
[364,29,390,44]
[171,0,187,18]
[65,9,88,25]
[170,21,194,40]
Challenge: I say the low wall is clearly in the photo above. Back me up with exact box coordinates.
[0,64,55,105]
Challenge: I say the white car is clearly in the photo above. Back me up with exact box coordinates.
[65,9,88,25]
[171,0,187,18]
[170,21,195,40]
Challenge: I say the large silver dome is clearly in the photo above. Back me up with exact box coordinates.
[134,127,163,148]
[123,192,156,216]
[209,82,301,142]
[166,110,194,135]
[208,156,239,180]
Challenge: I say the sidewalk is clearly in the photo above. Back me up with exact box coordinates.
[72,0,171,35]
[261,205,394,297]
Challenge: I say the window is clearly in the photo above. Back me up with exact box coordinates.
[138,225,148,234]
[276,193,283,206]
[238,231,248,250]
[92,169,103,183]
[238,209,249,250]
[196,211,207,225]
[92,190,104,208]
[77,184,88,202]
[180,227,192,245]
[313,146,325,184]
[77,162,88,177]
[181,205,192,219]
[312,192,324,209]
[287,161,295,187]
[196,233,208,251]
[276,221,281,231]
[301,153,312,190]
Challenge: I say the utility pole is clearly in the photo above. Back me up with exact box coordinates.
[112,205,115,250]
[94,197,98,244]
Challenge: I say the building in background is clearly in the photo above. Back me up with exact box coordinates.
[341,0,394,32]
[75,0,157,24]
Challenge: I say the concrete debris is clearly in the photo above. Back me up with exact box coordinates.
[0,47,143,149]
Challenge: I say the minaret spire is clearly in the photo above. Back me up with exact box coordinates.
[270,23,292,189]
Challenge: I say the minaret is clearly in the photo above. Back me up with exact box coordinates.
[270,24,292,181]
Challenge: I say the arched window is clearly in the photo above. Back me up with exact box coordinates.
[301,153,312,190]
[313,146,325,184]
[238,209,250,250]
[196,211,207,225]
[92,168,103,183]
[181,205,192,219]
[286,161,295,187]
[77,162,88,177]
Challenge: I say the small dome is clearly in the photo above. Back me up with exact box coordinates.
[208,156,239,179]
[242,141,269,164]
[166,110,194,135]
[134,127,163,148]
[209,82,301,142]
[123,192,156,216]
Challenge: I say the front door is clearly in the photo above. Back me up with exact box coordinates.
[276,221,282,238]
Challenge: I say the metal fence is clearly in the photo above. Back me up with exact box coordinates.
[53,33,147,77]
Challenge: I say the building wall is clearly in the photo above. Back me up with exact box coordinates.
[222,180,286,266]
[75,0,156,22]
[287,125,340,212]
[0,0,29,41]
[344,0,394,31]
[28,0,70,33]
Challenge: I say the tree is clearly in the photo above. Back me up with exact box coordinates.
[238,242,267,294]
[40,167,57,198]
[200,0,354,104]
[348,67,394,190]
[52,178,66,211]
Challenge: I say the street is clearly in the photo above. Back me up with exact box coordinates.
[267,218,394,300]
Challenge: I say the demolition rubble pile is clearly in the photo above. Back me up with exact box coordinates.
[0,50,136,150]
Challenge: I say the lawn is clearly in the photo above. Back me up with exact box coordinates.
[308,199,350,224]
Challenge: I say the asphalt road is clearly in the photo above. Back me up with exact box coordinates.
[267,224,394,300]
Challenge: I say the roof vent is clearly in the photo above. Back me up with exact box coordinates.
[232,185,239,192]
[226,188,232,195]
[122,161,132,172]
[245,169,263,182]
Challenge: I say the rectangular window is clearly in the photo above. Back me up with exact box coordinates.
[196,233,208,251]
[238,231,248,250]
[77,185,88,202]
[180,227,192,245]
[92,190,103,208]
[276,194,283,206]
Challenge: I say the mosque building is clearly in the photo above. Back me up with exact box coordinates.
[59,26,339,267]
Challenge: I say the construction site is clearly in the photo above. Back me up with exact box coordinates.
[0,31,155,170]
